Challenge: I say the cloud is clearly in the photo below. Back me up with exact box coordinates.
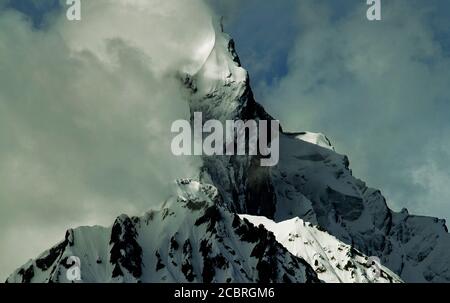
[0,0,213,279]
[255,0,450,220]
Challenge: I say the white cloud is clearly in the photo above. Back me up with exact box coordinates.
[0,0,214,279]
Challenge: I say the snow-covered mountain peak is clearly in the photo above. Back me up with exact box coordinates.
[185,24,255,122]
[193,29,247,90]
[7,180,320,283]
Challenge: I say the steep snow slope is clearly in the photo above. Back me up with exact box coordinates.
[240,215,402,283]
[6,180,319,283]
[187,22,275,123]
[189,26,450,282]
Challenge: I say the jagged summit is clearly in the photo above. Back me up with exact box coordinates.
[186,22,275,123]
[7,180,319,283]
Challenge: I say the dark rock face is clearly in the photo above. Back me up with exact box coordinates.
[155,251,165,271]
[245,158,277,219]
[110,215,143,279]
[199,239,229,283]
[17,265,34,283]
[195,205,222,233]
[325,187,364,221]
[35,241,67,271]
[181,240,196,282]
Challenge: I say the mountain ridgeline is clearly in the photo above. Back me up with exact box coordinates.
[7,26,449,283]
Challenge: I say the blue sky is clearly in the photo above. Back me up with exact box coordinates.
[3,0,60,27]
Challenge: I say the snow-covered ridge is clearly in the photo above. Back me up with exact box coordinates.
[288,132,335,151]
[7,180,319,283]
[240,215,402,283]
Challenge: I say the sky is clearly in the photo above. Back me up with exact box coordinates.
[1,0,450,280]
